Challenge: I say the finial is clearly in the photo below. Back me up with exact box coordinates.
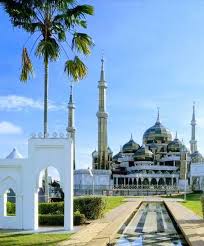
[156,107,160,123]
[192,101,196,123]
[69,81,73,103]
[101,55,104,71]
[175,131,178,139]
[130,133,133,140]
[120,145,122,152]
[100,54,105,81]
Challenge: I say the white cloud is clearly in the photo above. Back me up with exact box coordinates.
[0,95,65,111]
[0,121,22,134]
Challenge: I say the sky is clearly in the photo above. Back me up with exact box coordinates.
[1,0,204,174]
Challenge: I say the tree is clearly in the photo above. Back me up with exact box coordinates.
[0,0,94,137]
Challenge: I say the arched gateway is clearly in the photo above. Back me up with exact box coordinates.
[0,136,73,231]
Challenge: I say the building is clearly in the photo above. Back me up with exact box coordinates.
[74,59,204,194]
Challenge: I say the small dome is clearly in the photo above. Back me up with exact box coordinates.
[143,112,172,144]
[122,135,140,153]
[112,151,123,161]
[134,146,153,161]
[108,146,113,154]
[92,150,98,158]
[6,148,23,159]
[191,151,204,163]
[167,136,182,152]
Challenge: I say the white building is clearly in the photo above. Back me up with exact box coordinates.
[75,60,204,194]
[0,136,73,230]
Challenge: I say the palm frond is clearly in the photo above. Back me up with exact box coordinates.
[35,38,60,62]
[20,47,34,82]
[64,56,87,81]
[72,33,94,55]
[54,4,94,29]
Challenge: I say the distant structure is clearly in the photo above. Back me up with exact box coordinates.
[92,58,113,170]
[75,60,204,195]
[6,148,23,159]
[67,84,76,170]
[190,102,197,154]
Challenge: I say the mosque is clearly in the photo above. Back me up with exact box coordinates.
[74,59,204,194]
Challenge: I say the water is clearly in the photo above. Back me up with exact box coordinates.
[115,202,188,246]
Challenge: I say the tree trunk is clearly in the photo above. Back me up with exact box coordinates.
[44,58,48,138]
[44,57,49,202]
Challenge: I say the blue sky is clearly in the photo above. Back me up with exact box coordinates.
[1,0,204,171]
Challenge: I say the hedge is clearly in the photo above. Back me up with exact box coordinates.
[74,197,106,220]
[39,196,106,220]
[7,202,16,215]
[201,196,204,219]
[73,211,86,225]
[39,212,86,226]
[39,214,64,226]
[7,196,106,221]
[39,201,64,215]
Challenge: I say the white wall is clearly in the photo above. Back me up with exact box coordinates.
[0,137,73,231]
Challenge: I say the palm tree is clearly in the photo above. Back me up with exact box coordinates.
[0,0,94,137]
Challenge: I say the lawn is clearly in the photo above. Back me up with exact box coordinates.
[179,193,203,217]
[166,193,203,217]
[0,232,71,246]
[104,196,125,213]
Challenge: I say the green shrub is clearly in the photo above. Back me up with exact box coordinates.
[39,212,86,226]
[7,201,15,215]
[74,196,106,220]
[39,214,64,226]
[201,196,204,219]
[74,211,86,225]
[39,202,64,215]
[39,197,106,221]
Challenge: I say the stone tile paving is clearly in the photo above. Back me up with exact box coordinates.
[58,200,142,246]
[59,197,204,246]
[165,201,204,246]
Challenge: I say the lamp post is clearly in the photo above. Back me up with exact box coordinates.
[88,167,94,195]
[184,159,188,201]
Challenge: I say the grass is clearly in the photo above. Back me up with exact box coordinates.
[0,232,71,246]
[179,193,203,217]
[104,196,125,213]
[164,193,203,217]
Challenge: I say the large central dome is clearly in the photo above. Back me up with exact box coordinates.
[143,112,172,144]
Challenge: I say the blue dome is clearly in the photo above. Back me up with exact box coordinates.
[122,136,140,153]
[143,118,172,144]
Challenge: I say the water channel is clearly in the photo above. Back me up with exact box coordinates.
[115,202,188,246]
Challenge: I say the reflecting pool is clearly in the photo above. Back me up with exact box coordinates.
[115,202,188,246]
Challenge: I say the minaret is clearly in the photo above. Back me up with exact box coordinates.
[190,103,197,154]
[67,84,76,170]
[96,57,109,169]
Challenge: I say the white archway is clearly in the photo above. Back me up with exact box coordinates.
[0,137,73,231]
[0,176,22,229]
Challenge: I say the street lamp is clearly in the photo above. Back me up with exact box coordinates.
[88,167,94,195]
[184,159,188,201]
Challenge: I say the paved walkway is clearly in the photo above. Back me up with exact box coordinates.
[165,201,204,246]
[58,200,142,246]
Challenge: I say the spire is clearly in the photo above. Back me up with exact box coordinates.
[191,101,196,124]
[175,131,178,139]
[156,107,160,123]
[67,82,76,170]
[100,56,105,81]
[130,133,133,140]
[190,102,197,153]
[69,83,73,104]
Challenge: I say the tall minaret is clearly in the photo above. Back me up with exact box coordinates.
[190,102,197,154]
[67,84,76,170]
[96,57,109,169]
